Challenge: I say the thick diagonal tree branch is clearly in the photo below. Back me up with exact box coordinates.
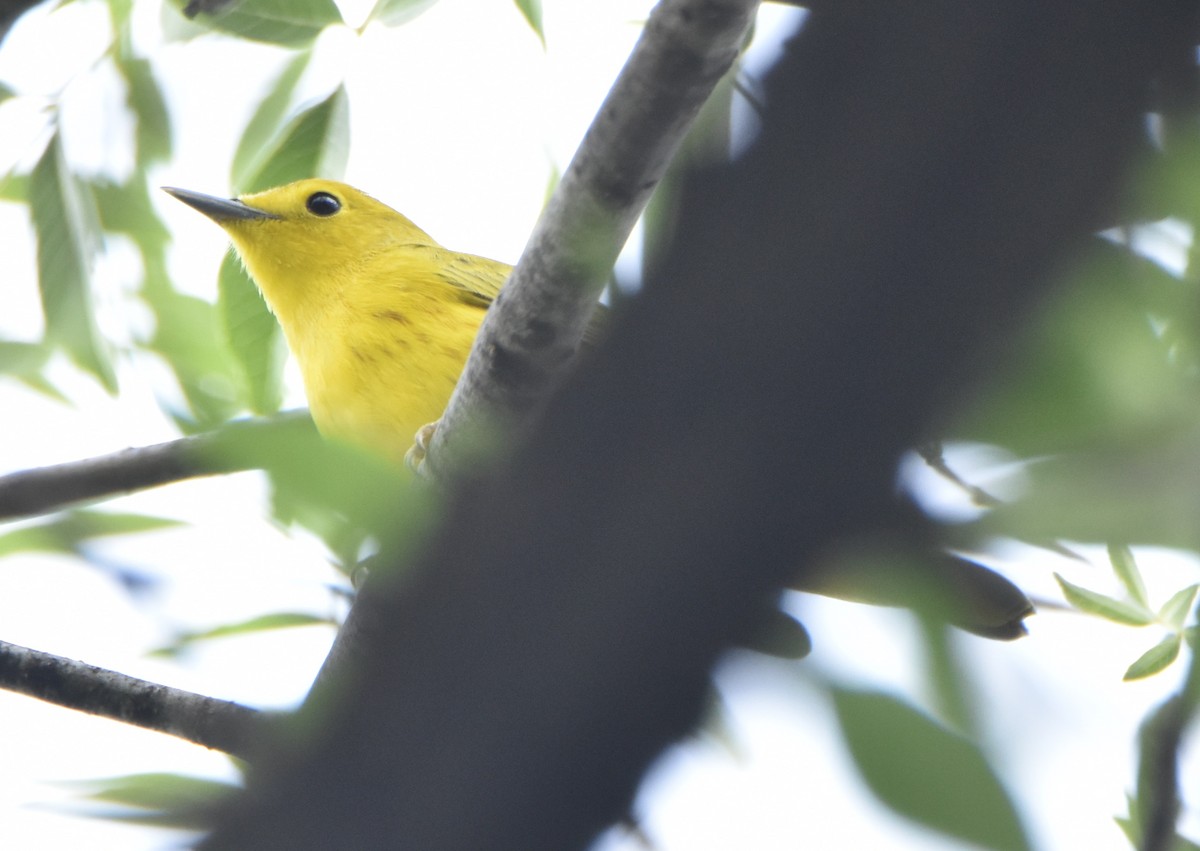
[200,1,1185,849]
[0,639,262,758]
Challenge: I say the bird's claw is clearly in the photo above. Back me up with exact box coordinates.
[404,421,439,477]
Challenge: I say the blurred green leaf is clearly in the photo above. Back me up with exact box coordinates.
[959,239,1196,457]
[116,56,172,165]
[0,81,14,102]
[1160,585,1200,631]
[832,688,1030,851]
[199,416,433,562]
[151,611,333,657]
[29,135,117,392]
[365,0,438,28]
[981,432,1200,552]
[513,0,544,47]
[1115,793,1141,848]
[0,170,29,201]
[218,250,285,414]
[166,0,343,47]
[0,341,50,376]
[106,0,135,28]
[1140,132,1200,224]
[141,282,245,431]
[0,341,66,401]
[0,510,183,558]
[231,50,313,191]
[1055,574,1155,626]
[90,177,245,429]
[58,772,237,829]
[241,85,349,193]
[1125,634,1183,681]
[1108,543,1149,610]
[91,178,170,244]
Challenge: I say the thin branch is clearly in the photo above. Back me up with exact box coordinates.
[423,0,761,478]
[917,441,1004,508]
[0,412,315,521]
[0,639,263,758]
[1137,628,1200,851]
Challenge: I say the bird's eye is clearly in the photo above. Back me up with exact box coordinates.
[306,192,341,217]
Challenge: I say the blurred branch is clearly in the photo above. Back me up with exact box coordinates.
[424,0,760,477]
[0,412,315,521]
[917,442,1003,508]
[0,638,263,758]
[1136,628,1200,851]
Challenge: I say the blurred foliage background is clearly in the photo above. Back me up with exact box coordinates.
[0,1,1198,849]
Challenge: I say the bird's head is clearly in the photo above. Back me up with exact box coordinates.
[163,179,437,303]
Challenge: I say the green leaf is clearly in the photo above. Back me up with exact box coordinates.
[116,56,172,165]
[218,250,285,414]
[1114,793,1141,848]
[1108,543,1149,609]
[230,50,313,191]
[1159,584,1200,631]
[958,239,1197,457]
[129,171,245,430]
[151,611,333,657]
[141,282,245,431]
[365,0,438,28]
[58,772,237,829]
[106,0,135,28]
[0,511,183,558]
[29,136,117,392]
[513,0,544,47]
[240,85,349,193]
[0,81,15,103]
[1125,634,1183,681]
[0,341,51,376]
[203,417,429,558]
[1055,573,1155,625]
[167,0,343,47]
[0,342,63,397]
[0,342,66,401]
[832,688,1030,851]
[0,170,29,201]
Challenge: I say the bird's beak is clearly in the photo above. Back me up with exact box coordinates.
[162,187,280,222]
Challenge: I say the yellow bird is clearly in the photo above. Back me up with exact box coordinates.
[165,179,512,466]
[167,179,1031,639]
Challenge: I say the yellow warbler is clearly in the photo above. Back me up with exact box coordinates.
[165,179,515,466]
[166,180,1031,640]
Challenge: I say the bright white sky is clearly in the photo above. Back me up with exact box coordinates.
[0,2,1197,849]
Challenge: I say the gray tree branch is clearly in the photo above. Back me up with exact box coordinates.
[0,638,263,758]
[423,0,761,478]
[0,412,315,521]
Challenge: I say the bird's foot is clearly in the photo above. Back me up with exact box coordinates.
[404,420,439,477]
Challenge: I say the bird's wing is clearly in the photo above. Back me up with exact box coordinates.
[435,251,511,308]
[433,246,609,347]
